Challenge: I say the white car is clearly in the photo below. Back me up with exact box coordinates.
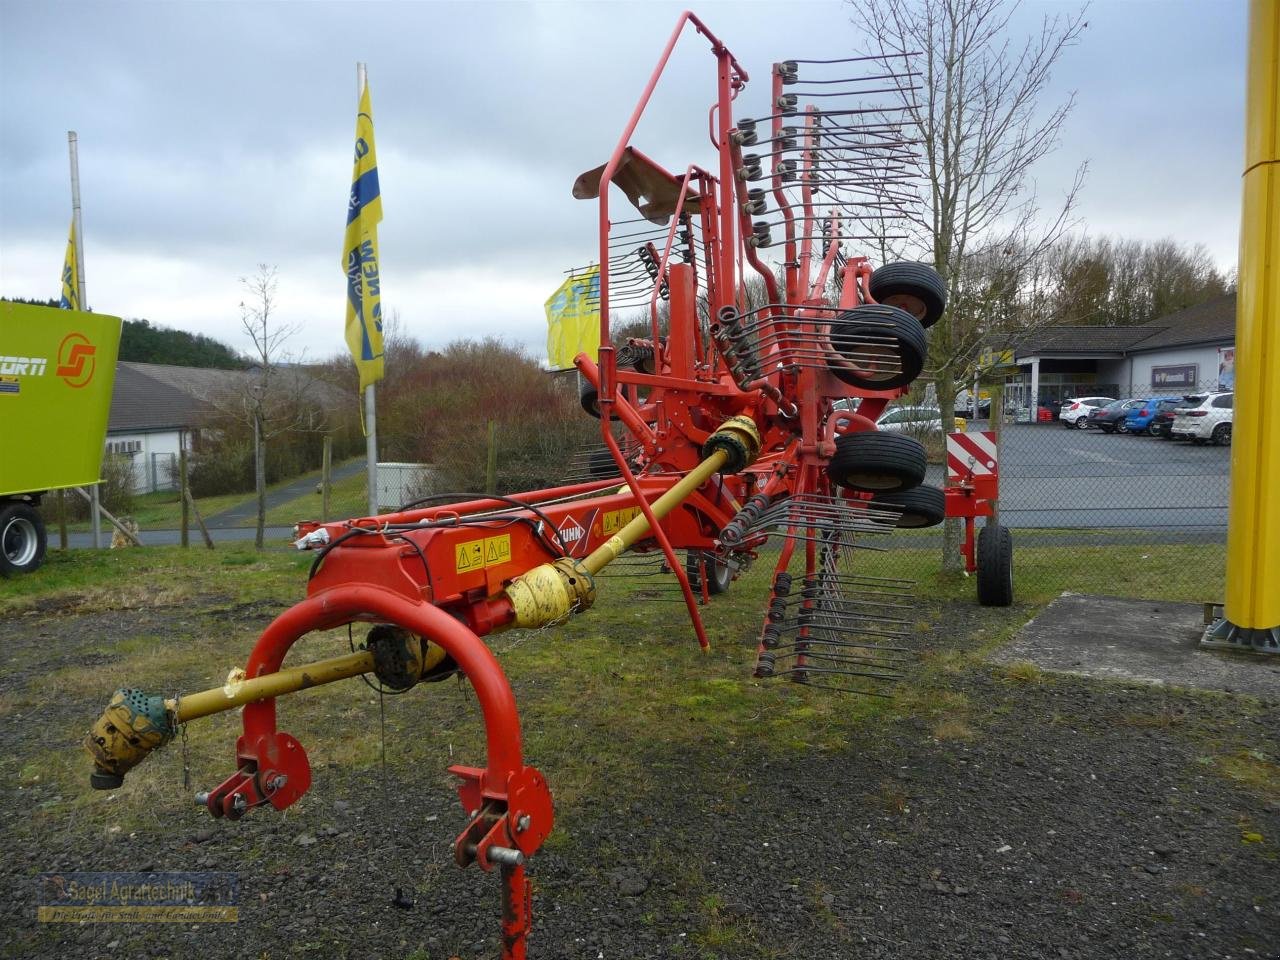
[875,406,966,433]
[1170,392,1233,445]
[1059,396,1116,429]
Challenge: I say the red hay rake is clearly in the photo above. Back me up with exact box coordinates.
[82,13,1011,958]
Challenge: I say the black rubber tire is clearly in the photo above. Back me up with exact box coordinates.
[826,303,927,390]
[1213,423,1232,446]
[588,448,619,478]
[686,551,732,595]
[1146,424,1159,437]
[0,502,47,577]
[577,373,620,421]
[827,432,927,493]
[870,484,945,528]
[976,521,1013,607]
[868,261,947,329]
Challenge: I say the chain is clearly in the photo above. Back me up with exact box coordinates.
[176,694,191,792]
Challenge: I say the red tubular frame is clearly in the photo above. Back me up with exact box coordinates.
[237,585,524,780]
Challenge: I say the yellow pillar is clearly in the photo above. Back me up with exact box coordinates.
[1212,0,1280,652]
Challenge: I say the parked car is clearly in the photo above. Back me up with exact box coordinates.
[875,406,967,433]
[1151,396,1199,439]
[1087,398,1145,433]
[1059,396,1116,429]
[1171,392,1233,445]
[1124,397,1183,436]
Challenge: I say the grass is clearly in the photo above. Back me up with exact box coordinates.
[0,535,1254,930]
[261,465,369,527]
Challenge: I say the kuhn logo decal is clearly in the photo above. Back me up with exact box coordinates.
[558,516,587,545]
[56,333,96,388]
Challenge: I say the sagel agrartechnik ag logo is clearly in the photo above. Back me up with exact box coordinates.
[38,871,239,923]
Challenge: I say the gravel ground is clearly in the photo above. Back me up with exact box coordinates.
[2,596,1277,960]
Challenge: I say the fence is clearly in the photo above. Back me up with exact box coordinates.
[531,379,1232,612]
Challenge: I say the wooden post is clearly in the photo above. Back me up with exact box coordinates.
[57,489,68,550]
[179,446,190,548]
[486,419,498,495]
[322,435,332,522]
[184,486,215,549]
[71,487,141,545]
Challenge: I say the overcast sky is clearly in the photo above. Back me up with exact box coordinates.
[0,0,1248,363]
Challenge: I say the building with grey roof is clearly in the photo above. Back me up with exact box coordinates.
[984,294,1237,415]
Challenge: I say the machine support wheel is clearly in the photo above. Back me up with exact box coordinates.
[577,373,620,421]
[976,521,1013,607]
[869,485,945,528]
[825,304,927,391]
[867,261,947,328]
[826,432,927,494]
[686,551,732,595]
[0,502,47,577]
[1213,423,1232,446]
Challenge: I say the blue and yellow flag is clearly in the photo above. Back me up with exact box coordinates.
[544,266,601,370]
[344,80,384,390]
[59,220,80,310]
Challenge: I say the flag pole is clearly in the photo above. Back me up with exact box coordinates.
[68,130,103,549]
[357,62,378,517]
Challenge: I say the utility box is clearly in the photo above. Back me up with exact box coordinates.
[376,462,431,511]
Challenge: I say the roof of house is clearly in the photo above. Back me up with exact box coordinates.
[1012,293,1237,360]
[1015,325,1159,357]
[107,361,349,434]
[108,363,209,433]
[1129,293,1237,352]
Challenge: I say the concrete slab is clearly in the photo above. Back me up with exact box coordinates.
[994,592,1280,699]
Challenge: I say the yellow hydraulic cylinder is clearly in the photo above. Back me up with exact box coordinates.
[1218,0,1280,651]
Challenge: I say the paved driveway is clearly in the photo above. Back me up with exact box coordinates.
[949,422,1231,529]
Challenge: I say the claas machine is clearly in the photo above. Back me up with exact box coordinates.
[83,12,1007,957]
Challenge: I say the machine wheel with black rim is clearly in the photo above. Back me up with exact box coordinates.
[867,261,947,329]
[686,551,732,595]
[1213,423,1232,446]
[976,521,1013,607]
[0,502,47,577]
[869,484,945,528]
[825,303,927,390]
[826,432,927,493]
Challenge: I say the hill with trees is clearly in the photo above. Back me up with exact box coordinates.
[1,297,245,368]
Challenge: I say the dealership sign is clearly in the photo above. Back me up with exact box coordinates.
[1151,363,1199,388]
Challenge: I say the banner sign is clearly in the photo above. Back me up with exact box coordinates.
[1151,363,1198,389]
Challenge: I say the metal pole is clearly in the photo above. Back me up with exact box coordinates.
[321,435,332,522]
[69,130,103,550]
[355,62,379,518]
[1208,0,1280,653]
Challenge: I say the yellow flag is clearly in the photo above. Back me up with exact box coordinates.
[544,266,601,370]
[344,80,384,390]
[59,221,80,310]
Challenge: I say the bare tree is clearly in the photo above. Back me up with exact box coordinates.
[236,264,314,548]
[858,0,1088,569]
